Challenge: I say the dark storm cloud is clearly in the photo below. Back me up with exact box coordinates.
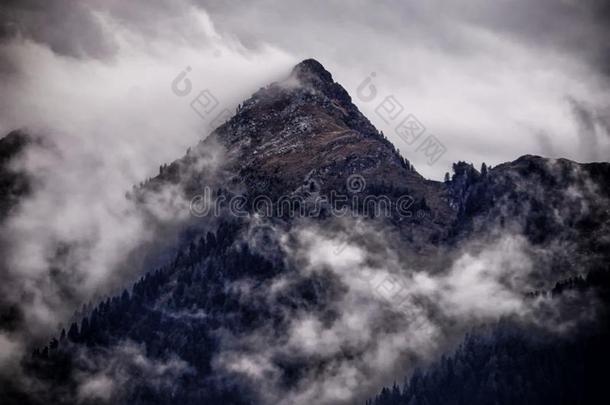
[461,0,610,78]
[194,0,610,80]
[0,0,117,59]
[3,0,609,80]
[0,0,218,62]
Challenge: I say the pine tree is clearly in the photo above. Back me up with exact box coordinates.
[67,322,79,342]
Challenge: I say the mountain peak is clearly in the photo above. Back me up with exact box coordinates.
[291,58,333,84]
[196,58,444,225]
[220,57,379,143]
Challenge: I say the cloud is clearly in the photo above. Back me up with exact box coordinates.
[211,219,595,405]
[0,3,295,343]
[0,0,117,60]
[74,341,192,404]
